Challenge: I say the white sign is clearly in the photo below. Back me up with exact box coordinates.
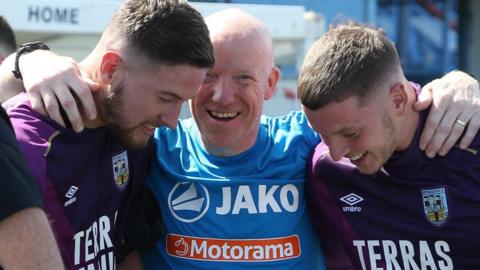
[2,1,120,33]
[1,0,306,38]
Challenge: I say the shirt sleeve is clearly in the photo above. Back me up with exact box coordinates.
[0,107,43,221]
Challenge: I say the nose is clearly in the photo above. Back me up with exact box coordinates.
[211,79,235,105]
[161,102,183,129]
[328,142,349,161]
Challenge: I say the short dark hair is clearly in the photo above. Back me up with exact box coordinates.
[0,16,17,54]
[113,0,214,68]
[297,23,400,110]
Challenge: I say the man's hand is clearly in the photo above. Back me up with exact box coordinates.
[414,70,480,158]
[20,50,100,132]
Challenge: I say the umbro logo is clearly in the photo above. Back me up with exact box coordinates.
[340,193,363,206]
[64,186,78,207]
[340,193,363,212]
[65,186,78,198]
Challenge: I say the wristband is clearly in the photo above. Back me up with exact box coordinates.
[12,41,50,80]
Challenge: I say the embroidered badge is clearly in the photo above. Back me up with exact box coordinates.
[112,151,129,188]
[421,187,448,226]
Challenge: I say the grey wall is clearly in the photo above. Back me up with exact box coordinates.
[459,0,480,78]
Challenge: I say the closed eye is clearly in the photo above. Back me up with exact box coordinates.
[343,131,359,138]
[235,75,255,87]
[158,96,171,102]
[237,75,253,81]
[157,94,179,103]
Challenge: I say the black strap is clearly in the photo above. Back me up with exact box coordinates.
[12,41,50,80]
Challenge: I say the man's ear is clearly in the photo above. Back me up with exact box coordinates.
[100,51,123,84]
[264,66,281,100]
[389,82,408,116]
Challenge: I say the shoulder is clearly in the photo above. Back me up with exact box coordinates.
[153,118,198,156]
[6,99,62,157]
[312,143,331,164]
[309,143,331,174]
[261,111,320,145]
[310,143,355,176]
[155,118,193,139]
[0,110,43,220]
[261,111,309,130]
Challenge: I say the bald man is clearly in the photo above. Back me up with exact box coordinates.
[140,9,324,269]
[3,7,480,270]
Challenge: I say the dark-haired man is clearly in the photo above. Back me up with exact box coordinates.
[299,23,480,269]
[0,0,214,269]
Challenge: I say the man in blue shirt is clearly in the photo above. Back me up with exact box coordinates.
[141,9,325,269]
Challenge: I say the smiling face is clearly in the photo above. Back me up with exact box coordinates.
[101,61,207,150]
[304,92,399,175]
[190,10,279,156]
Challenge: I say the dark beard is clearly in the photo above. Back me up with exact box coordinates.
[108,124,147,150]
[101,83,148,150]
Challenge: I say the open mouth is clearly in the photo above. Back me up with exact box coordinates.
[208,111,240,121]
[144,124,156,130]
[349,151,366,162]
[142,123,157,135]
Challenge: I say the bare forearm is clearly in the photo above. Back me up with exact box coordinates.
[0,53,25,103]
[0,207,64,269]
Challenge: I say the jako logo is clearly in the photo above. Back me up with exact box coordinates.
[168,182,210,223]
[340,193,363,212]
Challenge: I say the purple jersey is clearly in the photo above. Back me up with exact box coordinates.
[306,110,480,270]
[8,97,152,270]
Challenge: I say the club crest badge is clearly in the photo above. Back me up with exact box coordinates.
[112,151,129,188]
[421,187,448,226]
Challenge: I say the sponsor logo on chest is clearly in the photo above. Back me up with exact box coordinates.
[168,182,300,223]
[166,233,301,262]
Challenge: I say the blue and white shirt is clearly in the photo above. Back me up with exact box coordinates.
[144,111,325,270]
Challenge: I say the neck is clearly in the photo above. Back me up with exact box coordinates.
[199,128,259,157]
[77,60,106,129]
[395,83,420,151]
[201,138,257,157]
